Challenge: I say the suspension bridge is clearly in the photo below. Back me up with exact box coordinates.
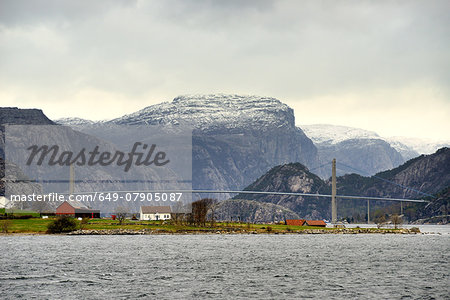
[64,159,431,224]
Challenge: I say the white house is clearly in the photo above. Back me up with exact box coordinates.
[0,196,12,209]
[139,206,172,221]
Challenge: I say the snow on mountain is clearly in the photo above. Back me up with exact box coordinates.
[110,94,295,132]
[56,117,96,126]
[386,136,450,155]
[300,124,449,160]
[300,124,380,145]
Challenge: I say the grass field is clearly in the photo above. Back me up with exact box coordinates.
[0,217,405,234]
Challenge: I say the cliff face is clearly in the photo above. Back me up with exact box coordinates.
[111,94,319,193]
[337,147,450,199]
[234,163,330,219]
[212,199,300,223]
[317,138,405,178]
[301,125,408,178]
[0,107,55,125]
[0,108,54,203]
[414,187,449,224]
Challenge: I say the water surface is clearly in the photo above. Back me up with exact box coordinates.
[1,229,449,299]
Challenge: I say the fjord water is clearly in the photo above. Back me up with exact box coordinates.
[1,230,449,299]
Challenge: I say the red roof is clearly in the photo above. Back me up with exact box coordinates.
[286,219,306,226]
[305,220,327,227]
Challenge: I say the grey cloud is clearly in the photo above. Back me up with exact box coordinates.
[0,0,449,135]
[0,0,136,26]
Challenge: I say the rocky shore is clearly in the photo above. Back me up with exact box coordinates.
[67,228,419,235]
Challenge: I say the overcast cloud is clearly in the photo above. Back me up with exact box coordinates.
[0,0,449,140]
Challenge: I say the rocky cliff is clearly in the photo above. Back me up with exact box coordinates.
[212,199,300,223]
[0,107,55,125]
[301,124,408,177]
[316,138,405,178]
[234,163,330,219]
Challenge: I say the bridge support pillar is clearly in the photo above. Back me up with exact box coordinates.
[331,158,337,223]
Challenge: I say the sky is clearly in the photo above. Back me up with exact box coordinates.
[1,0,449,140]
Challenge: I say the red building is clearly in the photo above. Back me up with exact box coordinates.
[305,220,327,227]
[56,200,100,218]
[285,219,306,226]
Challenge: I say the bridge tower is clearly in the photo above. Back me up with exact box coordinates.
[69,164,75,195]
[331,158,337,223]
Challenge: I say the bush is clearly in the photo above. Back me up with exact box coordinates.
[410,227,420,233]
[47,216,78,233]
[266,226,273,232]
[0,220,12,233]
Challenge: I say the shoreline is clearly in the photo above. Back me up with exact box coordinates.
[1,228,422,236]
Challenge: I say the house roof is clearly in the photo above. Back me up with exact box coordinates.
[141,206,172,214]
[286,219,306,226]
[57,200,99,212]
[305,220,327,226]
[65,200,89,209]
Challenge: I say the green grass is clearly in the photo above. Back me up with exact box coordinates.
[1,218,406,234]
[6,218,54,233]
[5,209,40,217]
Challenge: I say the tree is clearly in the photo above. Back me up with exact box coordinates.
[375,215,387,229]
[115,206,129,225]
[390,214,403,229]
[191,198,216,226]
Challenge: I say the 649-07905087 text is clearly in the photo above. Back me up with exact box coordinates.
[9,192,184,203]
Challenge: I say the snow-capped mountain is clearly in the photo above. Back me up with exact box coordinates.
[110,94,319,196]
[56,117,96,126]
[386,136,450,155]
[111,94,296,133]
[300,124,408,177]
[301,124,380,145]
[301,124,449,159]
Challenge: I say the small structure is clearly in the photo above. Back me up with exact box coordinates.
[56,200,100,218]
[0,196,12,210]
[305,220,327,227]
[140,206,171,221]
[285,219,306,226]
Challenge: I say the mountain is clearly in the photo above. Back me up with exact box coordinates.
[337,147,450,199]
[302,123,449,161]
[55,117,96,126]
[109,94,319,195]
[0,107,55,126]
[112,94,297,133]
[233,148,450,222]
[386,136,450,156]
[301,124,381,144]
[0,107,54,207]
[301,124,406,177]
[234,163,330,219]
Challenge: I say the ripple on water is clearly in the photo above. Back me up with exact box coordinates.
[0,233,449,299]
